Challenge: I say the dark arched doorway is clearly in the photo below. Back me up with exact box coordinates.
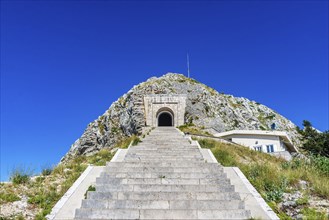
[158,112,173,126]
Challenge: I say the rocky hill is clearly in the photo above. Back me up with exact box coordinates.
[63,73,299,160]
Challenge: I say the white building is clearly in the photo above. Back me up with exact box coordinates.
[214,130,298,160]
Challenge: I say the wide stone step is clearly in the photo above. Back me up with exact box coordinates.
[81,199,245,210]
[124,157,204,161]
[139,140,190,143]
[129,145,197,149]
[87,191,241,201]
[137,139,190,142]
[75,209,251,219]
[106,161,222,168]
[96,177,230,185]
[124,155,203,158]
[103,166,222,173]
[75,209,139,219]
[127,149,199,153]
[95,184,235,192]
[129,147,200,154]
[125,151,202,156]
[100,172,226,179]
[123,158,206,162]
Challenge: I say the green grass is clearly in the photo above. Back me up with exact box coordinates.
[301,207,327,220]
[88,148,113,166]
[177,124,212,136]
[114,135,141,149]
[197,138,329,216]
[23,148,114,219]
[0,191,20,204]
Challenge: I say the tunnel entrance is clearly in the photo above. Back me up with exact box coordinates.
[157,112,173,126]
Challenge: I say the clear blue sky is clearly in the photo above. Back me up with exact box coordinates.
[1,1,328,181]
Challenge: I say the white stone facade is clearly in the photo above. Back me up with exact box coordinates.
[144,94,187,127]
[214,130,298,153]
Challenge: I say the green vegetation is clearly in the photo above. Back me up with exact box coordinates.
[197,138,329,217]
[233,119,239,128]
[296,194,309,205]
[228,99,242,108]
[259,125,267,130]
[84,185,96,199]
[178,76,198,85]
[111,126,119,134]
[114,135,141,149]
[28,186,60,215]
[297,120,329,157]
[132,136,141,146]
[301,207,327,220]
[178,124,212,136]
[204,104,210,113]
[10,166,33,185]
[88,148,114,166]
[265,114,276,120]
[0,191,20,204]
[98,122,105,135]
[41,167,53,176]
[117,96,127,106]
[1,149,114,219]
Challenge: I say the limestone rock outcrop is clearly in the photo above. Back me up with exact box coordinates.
[63,73,300,160]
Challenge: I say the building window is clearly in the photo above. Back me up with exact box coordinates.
[254,145,262,152]
[266,144,274,153]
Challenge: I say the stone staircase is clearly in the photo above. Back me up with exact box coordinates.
[74,127,252,219]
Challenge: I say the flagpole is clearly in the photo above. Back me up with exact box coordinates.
[187,53,190,78]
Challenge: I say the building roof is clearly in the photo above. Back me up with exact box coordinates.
[214,130,298,152]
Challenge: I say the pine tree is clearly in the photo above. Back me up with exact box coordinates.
[297,120,329,157]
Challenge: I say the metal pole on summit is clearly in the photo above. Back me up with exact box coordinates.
[187,53,190,78]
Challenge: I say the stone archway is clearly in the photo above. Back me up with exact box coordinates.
[144,94,187,127]
[156,107,174,127]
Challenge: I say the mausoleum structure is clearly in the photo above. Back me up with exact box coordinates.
[143,94,187,127]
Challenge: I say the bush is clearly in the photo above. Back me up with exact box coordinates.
[42,168,52,176]
[265,189,284,203]
[10,166,32,184]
